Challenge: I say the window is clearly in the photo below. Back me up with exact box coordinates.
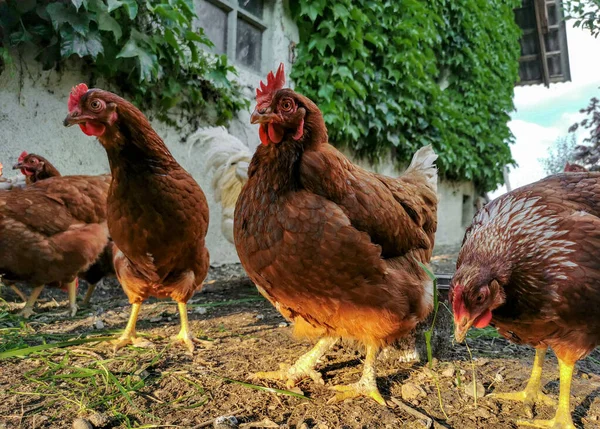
[195,0,269,72]
[514,0,571,87]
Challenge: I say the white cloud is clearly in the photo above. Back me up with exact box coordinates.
[490,22,598,199]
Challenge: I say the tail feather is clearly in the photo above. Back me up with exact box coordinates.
[404,145,438,192]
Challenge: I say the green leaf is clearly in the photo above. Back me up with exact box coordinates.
[60,27,103,58]
[70,0,87,11]
[15,0,36,13]
[107,0,138,19]
[46,3,91,35]
[117,31,159,82]
[97,12,122,42]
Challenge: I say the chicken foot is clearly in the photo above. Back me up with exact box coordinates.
[170,302,211,354]
[9,284,28,302]
[112,303,154,352]
[253,337,338,388]
[328,344,386,406]
[516,357,576,429]
[81,280,100,306]
[488,347,556,417]
[18,285,44,319]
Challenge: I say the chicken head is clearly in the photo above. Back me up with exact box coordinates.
[450,277,505,342]
[63,83,118,137]
[250,63,324,146]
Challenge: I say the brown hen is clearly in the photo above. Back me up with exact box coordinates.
[234,64,438,404]
[9,152,115,306]
[450,172,600,429]
[64,84,210,354]
[0,175,111,317]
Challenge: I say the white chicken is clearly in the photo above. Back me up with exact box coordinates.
[186,126,252,243]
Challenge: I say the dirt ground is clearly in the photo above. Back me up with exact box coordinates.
[1,247,600,429]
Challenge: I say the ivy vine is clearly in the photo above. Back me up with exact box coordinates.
[0,0,248,130]
[290,0,521,192]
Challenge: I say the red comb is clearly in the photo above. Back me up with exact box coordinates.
[68,83,89,112]
[256,63,286,107]
[18,151,28,163]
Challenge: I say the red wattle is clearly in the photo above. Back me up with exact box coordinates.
[259,125,269,145]
[79,122,106,137]
[474,309,493,328]
[268,123,284,144]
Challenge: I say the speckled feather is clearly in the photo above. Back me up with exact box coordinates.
[0,175,111,286]
[234,91,438,347]
[454,172,600,362]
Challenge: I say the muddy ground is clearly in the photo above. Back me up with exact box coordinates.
[1,247,600,429]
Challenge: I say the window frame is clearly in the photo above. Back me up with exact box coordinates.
[199,0,273,75]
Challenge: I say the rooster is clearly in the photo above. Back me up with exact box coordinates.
[234,64,438,404]
[186,126,251,244]
[64,83,210,354]
[450,172,600,429]
[0,175,111,317]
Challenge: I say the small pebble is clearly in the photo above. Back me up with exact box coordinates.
[195,307,208,314]
[255,314,265,320]
[72,419,93,429]
[401,382,426,401]
[474,408,492,419]
[150,316,162,323]
[214,416,238,429]
[93,319,104,330]
[441,366,455,378]
[464,381,486,399]
[88,413,110,427]
[278,322,288,328]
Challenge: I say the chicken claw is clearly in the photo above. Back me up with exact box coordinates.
[170,302,211,354]
[327,344,386,406]
[112,303,154,352]
[488,348,556,418]
[18,285,45,319]
[251,337,337,388]
[328,380,386,406]
[253,362,325,388]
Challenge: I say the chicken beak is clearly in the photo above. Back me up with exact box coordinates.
[63,112,82,127]
[454,316,473,344]
[12,162,23,170]
[250,108,277,124]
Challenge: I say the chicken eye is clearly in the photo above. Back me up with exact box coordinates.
[476,293,485,303]
[31,158,38,164]
[90,100,103,111]
[280,99,294,112]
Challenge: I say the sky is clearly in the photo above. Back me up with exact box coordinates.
[488,21,600,199]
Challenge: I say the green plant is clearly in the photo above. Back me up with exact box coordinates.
[563,0,600,37]
[540,134,579,175]
[290,0,520,192]
[0,0,248,129]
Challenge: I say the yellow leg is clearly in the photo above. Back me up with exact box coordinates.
[517,358,576,429]
[253,337,338,388]
[18,285,44,318]
[81,281,98,306]
[489,347,556,417]
[328,344,386,406]
[170,302,211,354]
[112,303,153,352]
[66,280,78,317]
[9,284,28,302]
